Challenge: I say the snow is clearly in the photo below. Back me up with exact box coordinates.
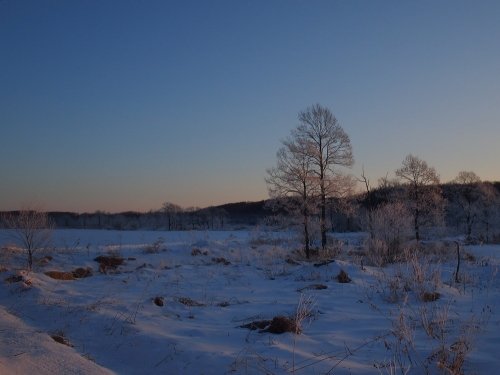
[0,229,499,374]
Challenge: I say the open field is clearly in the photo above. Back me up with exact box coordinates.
[0,229,499,374]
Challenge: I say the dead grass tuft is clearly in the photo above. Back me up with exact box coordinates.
[240,316,300,334]
[191,248,208,256]
[297,284,328,292]
[51,333,73,347]
[265,316,300,334]
[177,296,205,307]
[5,274,23,283]
[421,291,440,302]
[336,269,352,283]
[212,257,231,266]
[45,271,75,280]
[72,267,93,278]
[153,296,164,306]
[94,255,124,268]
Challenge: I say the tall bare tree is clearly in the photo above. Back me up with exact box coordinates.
[450,171,482,241]
[266,137,318,258]
[295,104,353,249]
[161,202,183,230]
[395,154,443,241]
[2,209,53,271]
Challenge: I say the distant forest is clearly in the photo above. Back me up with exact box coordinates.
[2,182,499,241]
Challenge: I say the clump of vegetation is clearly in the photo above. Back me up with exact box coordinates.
[94,255,124,273]
[45,271,75,280]
[72,267,93,278]
[50,332,73,347]
[336,269,351,283]
[421,291,440,302]
[212,257,231,265]
[265,316,300,334]
[5,274,24,283]
[297,284,327,292]
[143,237,165,254]
[153,296,164,307]
[241,316,300,334]
[177,297,205,307]
[191,248,208,256]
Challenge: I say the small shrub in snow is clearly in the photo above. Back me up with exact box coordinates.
[51,332,73,347]
[177,297,205,307]
[153,296,164,307]
[212,257,231,266]
[5,274,23,283]
[421,291,440,302]
[94,255,124,273]
[266,316,300,334]
[336,269,351,283]
[143,237,165,254]
[191,248,208,256]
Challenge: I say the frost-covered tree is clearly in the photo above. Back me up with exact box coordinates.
[2,209,53,271]
[395,154,443,241]
[449,171,483,241]
[295,104,353,249]
[266,137,319,258]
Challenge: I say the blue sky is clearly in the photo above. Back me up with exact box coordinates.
[1,0,499,212]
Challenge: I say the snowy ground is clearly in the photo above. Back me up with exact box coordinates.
[0,229,498,374]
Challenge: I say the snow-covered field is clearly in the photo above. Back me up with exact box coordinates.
[0,229,498,374]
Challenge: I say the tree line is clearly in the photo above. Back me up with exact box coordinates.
[266,104,500,258]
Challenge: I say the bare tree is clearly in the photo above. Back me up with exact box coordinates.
[477,182,500,242]
[295,104,354,250]
[358,167,375,239]
[2,209,53,271]
[450,171,483,241]
[266,137,319,258]
[395,154,443,241]
[161,202,183,230]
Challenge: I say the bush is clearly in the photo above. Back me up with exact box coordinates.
[336,269,351,283]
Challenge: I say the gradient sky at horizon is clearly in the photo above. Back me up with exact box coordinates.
[1,0,499,213]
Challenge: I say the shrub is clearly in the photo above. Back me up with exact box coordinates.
[153,296,164,307]
[336,269,351,283]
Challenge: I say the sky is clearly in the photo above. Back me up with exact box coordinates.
[1,0,499,213]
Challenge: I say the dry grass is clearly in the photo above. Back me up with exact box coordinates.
[44,271,75,280]
[177,296,205,307]
[336,269,352,283]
